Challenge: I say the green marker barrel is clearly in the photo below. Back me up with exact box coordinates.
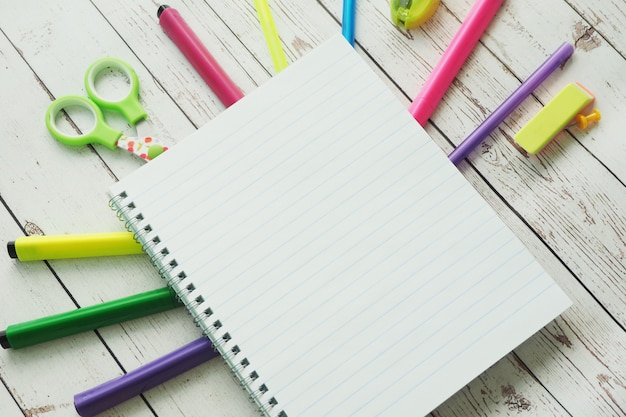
[0,287,181,349]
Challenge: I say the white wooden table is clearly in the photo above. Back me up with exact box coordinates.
[1,1,624,416]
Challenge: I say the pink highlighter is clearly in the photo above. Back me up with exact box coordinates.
[158,5,244,107]
[409,0,503,126]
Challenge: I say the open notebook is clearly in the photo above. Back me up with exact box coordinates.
[110,35,571,417]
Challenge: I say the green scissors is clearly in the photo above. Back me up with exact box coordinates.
[45,57,167,161]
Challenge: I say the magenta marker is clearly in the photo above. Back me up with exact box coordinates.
[409,0,504,127]
[158,5,244,107]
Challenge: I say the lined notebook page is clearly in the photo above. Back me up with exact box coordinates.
[110,35,571,417]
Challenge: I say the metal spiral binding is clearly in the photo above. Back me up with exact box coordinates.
[108,192,126,215]
[109,191,287,417]
[109,192,132,223]
[186,297,287,416]
[109,191,181,287]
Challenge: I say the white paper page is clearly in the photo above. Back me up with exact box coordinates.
[110,35,571,417]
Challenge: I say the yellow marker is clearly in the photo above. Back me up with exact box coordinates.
[7,232,143,261]
[253,0,288,73]
[515,82,596,154]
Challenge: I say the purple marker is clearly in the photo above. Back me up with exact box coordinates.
[74,337,218,416]
[448,42,574,165]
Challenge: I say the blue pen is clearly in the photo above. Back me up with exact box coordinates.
[342,0,356,46]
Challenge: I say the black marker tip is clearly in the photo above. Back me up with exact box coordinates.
[157,5,170,18]
[7,241,17,259]
[0,330,10,349]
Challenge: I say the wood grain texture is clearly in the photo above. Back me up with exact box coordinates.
[0,0,624,416]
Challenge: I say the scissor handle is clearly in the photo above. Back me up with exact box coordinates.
[45,95,122,150]
[84,57,147,125]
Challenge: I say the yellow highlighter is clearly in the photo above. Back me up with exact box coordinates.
[515,82,599,154]
[7,232,143,261]
[253,0,288,73]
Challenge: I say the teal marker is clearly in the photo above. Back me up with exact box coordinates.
[0,287,181,349]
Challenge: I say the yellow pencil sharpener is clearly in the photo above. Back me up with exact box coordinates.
[390,0,440,30]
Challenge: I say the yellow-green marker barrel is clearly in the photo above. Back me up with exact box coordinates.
[7,232,143,261]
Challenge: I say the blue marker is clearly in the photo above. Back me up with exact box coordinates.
[342,0,356,46]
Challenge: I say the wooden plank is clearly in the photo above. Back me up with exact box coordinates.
[0,1,266,416]
[0,377,26,417]
[554,0,626,56]
[472,0,626,190]
[97,1,624,414]
[0,202,154,416]
[434,355,568,416]
[0,0,624,416]
[0,15,170,415]
[459,158,626,416]
[88,4,574,416]
[92,0,268,125]
[0,0,198,181]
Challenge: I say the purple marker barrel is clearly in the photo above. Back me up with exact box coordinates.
[448,42,574,165]
[74,337,218,416]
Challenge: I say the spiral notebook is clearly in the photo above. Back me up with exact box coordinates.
[109,35,571,417]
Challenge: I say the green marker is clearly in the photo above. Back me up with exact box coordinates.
[0,287,181,349]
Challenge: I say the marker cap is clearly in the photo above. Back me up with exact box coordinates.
[157,4,169,18]
[7,241,17,259]
[0,330,10,349]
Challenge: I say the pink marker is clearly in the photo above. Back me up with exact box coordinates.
[158,5,244,107]
[409,0,503,126]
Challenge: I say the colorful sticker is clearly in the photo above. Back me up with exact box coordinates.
[117,136,168,161]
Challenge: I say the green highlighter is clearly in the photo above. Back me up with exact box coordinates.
[0,287,181,349]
